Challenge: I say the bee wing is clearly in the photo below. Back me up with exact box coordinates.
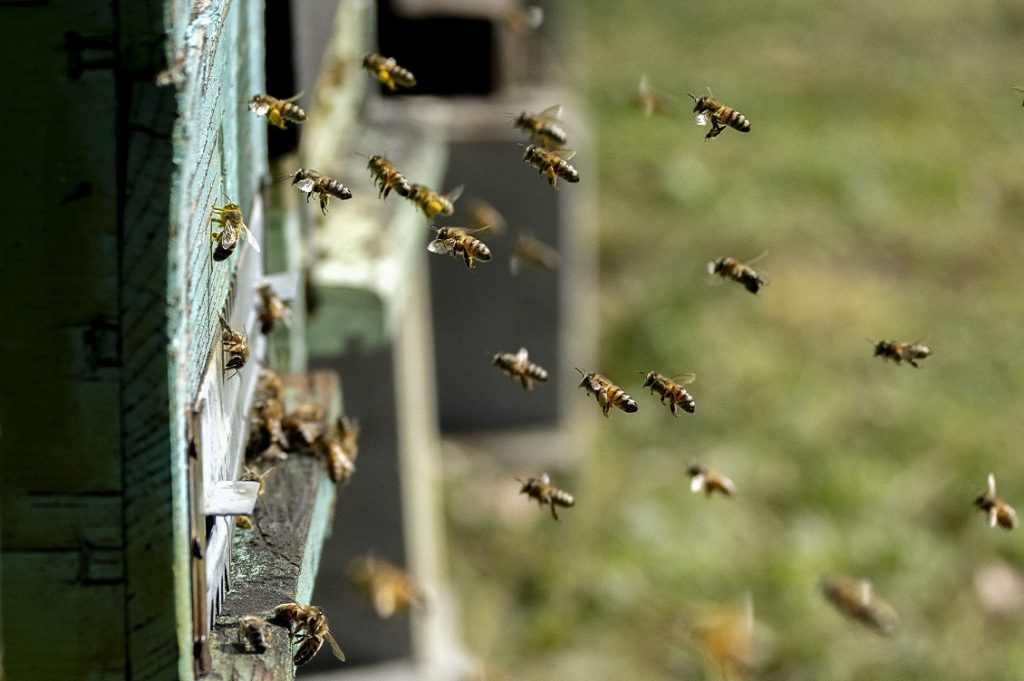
[282,91,305,103]
[550,148,577,161]
[240,223,262,253]
[324,632,346,662]
[670,372,696,385]
[988,473,997,496]
[443,184,465,203]
[509,253,521,275]
[745,250,770,266]
[695,112,710,126]
[294,177,316,193]
[857,580,873,607]
[427,239,456,256]
[536,104,564,121]
[689,474,706,493]
[989,506,999,528]
[374,587,398,619]
[515,347,529,362]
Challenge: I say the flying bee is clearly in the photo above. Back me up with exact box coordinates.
[637,74,673,118]
[640,371,696,416]
[975,473,1018,530]
[708,255,766,294]
[349,556,424,619]
[366,154,412,199]
[238,615,272,653]
[872,339,931,368]
[518,473,575,520]
[282,402,327,450]
[510,233,560,274]
[362,52,416,91]
[317,416,359,484]
[427,225,493,269]
[575,368,638,417]
[269,602,346,666]
[688,92,751,140]
[219,316,249,373]
[249,93,306,129]
[509,104,569,148]
[210,201,260,261]
[493,347,549,392]
[287,169,352,215]
[256,284,292,334]
[522,145,579,189]
[406,182,463,219]
[468,198,507,234]
[504,4,544,33]
[818,575,899,636]
[687,464,736,497]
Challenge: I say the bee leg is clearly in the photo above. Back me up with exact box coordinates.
[520,375,532,392]
[908,359,919,368]
[547,497,559,520]
[319,195,329,215]
[669,402,678,416]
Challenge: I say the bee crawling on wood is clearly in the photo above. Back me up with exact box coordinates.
[872,339,931,368]
[687,464,736,497]
[493,347,549,392]
[249,92,306,129]
[219,316,249,374]
[269,602,346,666]
[210,201,260,262]
[238,615,272,653]
[287,168,352,215]
[518,473,575,520]
[639,371,696,416]
[576,368,638,417]
[316,415,360,485]
[975,473,1018,530]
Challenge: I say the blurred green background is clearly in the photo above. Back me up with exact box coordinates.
[444,0,1024,678]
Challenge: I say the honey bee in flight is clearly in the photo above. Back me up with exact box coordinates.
[349,556,424,619]
[687,464,735,497]
[288,169,352,214]
[818,575,899,636]
[493,347,549,392]
[257,284,292,334]
[518,473,575,519]
[219,316,249,373]
[708,255,766,294]
[872,339,931,368]
[468,199,507,235]
[974,473,1018,530]
[406,182,463,219]
[269,602,346,666]
[522,145,580,189]
[427,225,493,269]
[510,233,560,274]
[362,52,416,91]
[637,74,673,118]
[366,154,411,199]
[576,368,638,417]
[639,371,696,416]
[249,93,306,129]
[210,201,260,262]
[688,92,751,140]
[238,615,272,653]
[510,104,568,148]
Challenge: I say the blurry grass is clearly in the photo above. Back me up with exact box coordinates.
[444,0,1024,678]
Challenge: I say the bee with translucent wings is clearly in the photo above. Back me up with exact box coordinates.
[493,347,549,392]
[637,74,673,117]
[362,52,416,91]
[708,254,767,294]
[349,556,424,619]
[576,368,638,417]
[366,154,412,199]
[288,169,352,215]
[249,93,306,129]
[269,602,346,666]
[407,182,463,219]
[872,339,931,368]
[975,473,1018,530]
[510,104,569,149]
[510,233,560,274]
[219,316,249,374]
[687,464,735,497]
[640,371,696,416]
[522,144,580,189]
[819,575,899,636]
[518,473,575,520]
[688,92,751,140]
[210,201,260,262]
[427,225,493,270]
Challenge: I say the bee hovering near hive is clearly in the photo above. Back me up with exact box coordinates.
[219,316,249,374]
[687,464,735,497]
[362,52,416,91]
[688,92,751,140]
[210,201,260,262]
[872,339,931,368]
[468,198,507,235]
[249,93,306,129]
[349,556,424,619]
[269,602,346,666]
[975,473,1018,530]
[366,154,412,199]
[427,225,493,270]
[637,74,673,118]
[238,615,272,654]
[708,254,767,294]
[510,233,560,274]
[256,284,292,334]
[522,144,580,189]
[818,575,899,636]
[639,371,696,416]
[406,182,463,219]
[287,169,352,215]
[576,368,638,417]
[509,104,569,149]
[493,347,549,392]
[518,473,575,520]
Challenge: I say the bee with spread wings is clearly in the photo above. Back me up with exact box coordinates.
[427,225,493,269]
